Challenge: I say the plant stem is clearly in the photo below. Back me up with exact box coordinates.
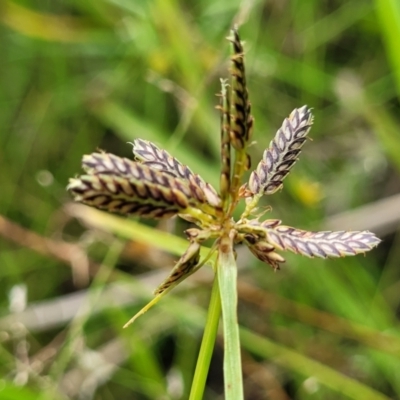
[189,270,221,400]
[218,232,244,400]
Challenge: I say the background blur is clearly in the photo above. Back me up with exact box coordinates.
[1,0,400,399]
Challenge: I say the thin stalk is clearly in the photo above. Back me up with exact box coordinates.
[189,265,221,400]
[218,231,244,400]
[241,192,262,220]
[228,149,249,215]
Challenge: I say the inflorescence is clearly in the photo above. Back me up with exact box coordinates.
[68,28,380,325]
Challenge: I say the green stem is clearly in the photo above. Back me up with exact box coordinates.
[241,192,262,220]
[189,271,221,400]
[218,233,244,400]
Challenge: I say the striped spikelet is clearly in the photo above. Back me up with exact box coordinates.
[238,218,380,269]
[266,226,381,259]
[82,152,139,177]
[225,28,254,207]
[68,161,194,219]
[219,79,231,204]
[132,139,221,208]
[228,28,253,150]
[243,106,313,197]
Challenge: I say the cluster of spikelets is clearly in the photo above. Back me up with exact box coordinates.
[68,28,380,318]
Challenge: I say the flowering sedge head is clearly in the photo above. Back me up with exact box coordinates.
[68,28,380,327]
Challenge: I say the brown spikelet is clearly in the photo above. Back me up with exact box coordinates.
[240,218,380,266]
[219,79,231,204]
[132,139,221,208]
[82,152,140,177]
[154,242,201,295]
[185,227,213,242]
[266,226,381,258]
[244,106,313,197]
[132,139,190,178]
[243,233,285,270]
[228,27,253,150]
[67,163,195,218]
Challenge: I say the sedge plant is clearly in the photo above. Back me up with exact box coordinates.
[68,28,380,399]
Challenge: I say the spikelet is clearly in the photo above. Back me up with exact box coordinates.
[244,106,313,197]
[67,162,194,219]
[154,242,201,295]
[132,139,190,177]
[82,152,139,177]
[243,233,285,270]
[266,226,381,259]
[239,217,381,268]
[228,27,253,150]
[219,79,231,204]
[132,139,221,208]
[240,219,381,259]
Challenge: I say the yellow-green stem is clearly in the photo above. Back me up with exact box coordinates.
[189,270,221,400]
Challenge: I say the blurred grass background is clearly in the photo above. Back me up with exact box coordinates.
[1,0,400,399]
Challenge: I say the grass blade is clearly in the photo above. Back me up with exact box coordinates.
[217,232,243,400]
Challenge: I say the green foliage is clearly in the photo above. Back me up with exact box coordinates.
[1,1,399,399]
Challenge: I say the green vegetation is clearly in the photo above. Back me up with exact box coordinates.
[1,1,400,399]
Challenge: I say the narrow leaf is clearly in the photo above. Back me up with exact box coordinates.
[123,246,216,329]
[217,231,244,400]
